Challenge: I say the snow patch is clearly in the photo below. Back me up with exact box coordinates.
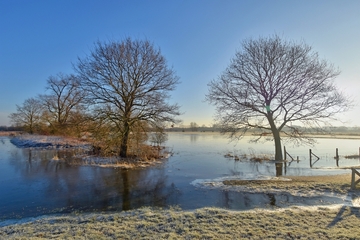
[191,174,292,189]
[10,135,90,150]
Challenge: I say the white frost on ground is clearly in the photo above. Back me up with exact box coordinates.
[191,175,292,190]
[191,175,360,208]
[10,134,91,149]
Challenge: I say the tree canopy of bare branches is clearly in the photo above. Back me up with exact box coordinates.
[40,73,86,133]
[75,38,180,158]
[206,35,350,160]
[9,98,44,134]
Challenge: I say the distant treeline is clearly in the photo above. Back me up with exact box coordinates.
[165,125,360,135]
[0,126,23,131]
[166,126,220,132]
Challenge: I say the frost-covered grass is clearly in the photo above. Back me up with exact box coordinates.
[223,174,360,195]
[71,154,165,169]
[10,134,90,149]
[1,206,360,239]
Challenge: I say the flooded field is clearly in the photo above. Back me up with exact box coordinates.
[0,132,360,225]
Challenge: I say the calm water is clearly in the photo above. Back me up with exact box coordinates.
[1,133,360,224]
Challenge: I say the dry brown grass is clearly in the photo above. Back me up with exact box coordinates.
[0,131,22,136]
[75,154,165,169]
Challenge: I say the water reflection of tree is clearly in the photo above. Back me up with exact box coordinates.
[100,168,180,211]
[9,148,76,177]
[220,190,255,209]
[227,159,280,177]
[7,147,180,216]
[248,160,273,176]
[190,134,198,142]
[276,162,283,176]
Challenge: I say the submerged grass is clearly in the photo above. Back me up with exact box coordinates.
[1,206,360,239]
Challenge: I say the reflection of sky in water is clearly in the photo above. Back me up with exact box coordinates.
[0,133,359,223]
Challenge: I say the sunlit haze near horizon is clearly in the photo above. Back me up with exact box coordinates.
[1,0,360,127]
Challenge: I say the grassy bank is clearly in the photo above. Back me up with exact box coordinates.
[1,206,359,239]
[223,174,359,194]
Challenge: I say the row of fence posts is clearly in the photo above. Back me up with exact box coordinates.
[283,146,360,189]
[283,146,319,168]
[284,147,360,167]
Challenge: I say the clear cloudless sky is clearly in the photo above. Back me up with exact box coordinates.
[1,0,360,127]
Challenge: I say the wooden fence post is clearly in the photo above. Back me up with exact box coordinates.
[336,148,339,159]
[336,148,339,167]
[309,149,320,168]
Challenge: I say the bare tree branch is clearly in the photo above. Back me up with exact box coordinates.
[39,73,86,133]
[206,35,351,160]
[75,38,180,158]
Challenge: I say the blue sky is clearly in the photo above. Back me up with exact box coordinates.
[1,0,360,127]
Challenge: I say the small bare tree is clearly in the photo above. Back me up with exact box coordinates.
[190,122,198,132]
[40,73,86,134]
[9,97,44,134]
[206,35,350,161]
[76,38,180,158]
[150,126,168,147]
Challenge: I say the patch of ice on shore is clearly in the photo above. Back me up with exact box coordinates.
[10,135,90,149]
[10,137,53,148]
[191,174,292,190]
[352,196,360,207]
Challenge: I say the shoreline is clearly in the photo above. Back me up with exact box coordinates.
[2,133,360,238]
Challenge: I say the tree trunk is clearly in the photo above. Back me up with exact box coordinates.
[121,169,130,210]
[119,122,130,158]
[272,128,283,161]
[267,113,283,161]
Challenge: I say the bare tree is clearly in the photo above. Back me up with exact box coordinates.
[40,73,86,133]
[150,125,168,147]
[206,35,350,161]
[190,122,198,131]
[9,97,44,134]
[75,38,180,158]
